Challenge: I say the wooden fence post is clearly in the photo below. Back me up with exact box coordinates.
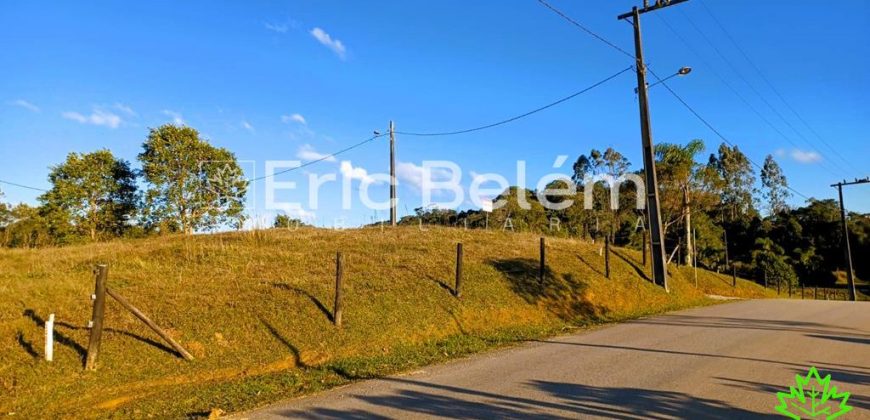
[334,252,343,328]
[539,237,545,285]
[814,286,818,300]
[605,236,611,279]
[788,281,793,298]
[454,243,463,298]
[85,264,108,371]
[732,266,737,288]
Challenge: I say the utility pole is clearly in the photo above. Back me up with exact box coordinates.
[389,121,397,226]
[618,0,689,291]
[831,177,869,302]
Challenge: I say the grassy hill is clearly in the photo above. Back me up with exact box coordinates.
[0,226,774,418]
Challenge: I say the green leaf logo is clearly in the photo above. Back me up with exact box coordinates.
[775,366,852,419]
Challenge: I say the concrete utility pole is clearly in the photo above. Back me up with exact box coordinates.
[618,0,690,291]
[389,121,397,226]
[832,177,869,302]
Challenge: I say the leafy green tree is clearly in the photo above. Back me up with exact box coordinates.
[2,204,55,248]
[139,125,248,234]
[38,150,137,241]
[761,154,791,216]
[711,144,757,221]
[752,237,798,290]
[573,147,632,241]
[655,139,719,266]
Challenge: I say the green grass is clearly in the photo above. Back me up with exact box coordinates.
[0,226,774,418]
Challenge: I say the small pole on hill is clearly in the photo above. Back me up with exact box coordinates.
[815,285,818,300]
[334,252,344,327]
[389,121,397,227]
[45,313,54,362]
[605,235,611,279]
[788,280,792,298]
[731,265,737,288]
[454,243,463,298]
[801,281,804,299]
[85,264,108,371]
[539,237,546,286]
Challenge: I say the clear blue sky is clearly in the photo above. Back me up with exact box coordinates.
[2,0,868,227]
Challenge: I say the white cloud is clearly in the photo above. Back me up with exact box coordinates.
[296,144,336,162]
[340,161,376,183]
[242,120,255,132]
[113,103,136,116]
[62,108,122,128]
[396,161,452,192]
[790,149,822,164]
[264,22,288,33]
[10,99,40,113]
[162,110,185,125]
[310,27,346,59]
[281,113,306,125]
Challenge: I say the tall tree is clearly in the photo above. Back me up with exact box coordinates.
[139,124,248,234]
[711,144,757,221]
[572,147,631,241]
[655,139,718,266]
[760,154,791,216]
[38,150,138,241]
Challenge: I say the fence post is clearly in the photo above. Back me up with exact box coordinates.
[45,313,54,362]
[801,283,804,299]
[788,281,793,298]
[85,264,108,371]
[605,236,611,279]
[732,266,737,288]
[814,286,818,300]
[539,237,545,285]
[777,280,781,295]
[454,243,463,298]
[334,252,343,328]
[106,288,194,360]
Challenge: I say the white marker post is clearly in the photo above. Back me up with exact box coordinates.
[45,313,54,362]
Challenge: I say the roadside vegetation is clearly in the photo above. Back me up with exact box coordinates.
[1,226,773,418]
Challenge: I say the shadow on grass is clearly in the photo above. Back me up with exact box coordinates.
[611,249,650,282]
[16,330,38,358]
[23,309,87,363]
[277,377,773,419]
[258,316,306,368]
[488,258,606,322]
[23,309,184,361]
[271,282,334,323]
[424,275,455,296]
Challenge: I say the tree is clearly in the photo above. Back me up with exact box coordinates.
[761,155,791,216]
[139,124,248,234]
[752,237,797,291]
[711,144,757,222]
[38,150,138,241]
[655,139,718,266]
[273,214,309,229]
[572,147,632,241]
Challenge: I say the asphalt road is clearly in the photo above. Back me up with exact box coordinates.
[236,300,869,419]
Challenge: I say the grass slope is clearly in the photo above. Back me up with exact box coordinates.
[0,227,774,418]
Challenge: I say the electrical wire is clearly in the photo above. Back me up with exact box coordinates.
[0,179,48,192]
[676,7,850,180]
[534,0,813,200]
[698,0,863,178]
[246,133,388,183]
[536,0,635,59]
[656,13,847,180]
[648,71,810,201]
[396,66,633,137]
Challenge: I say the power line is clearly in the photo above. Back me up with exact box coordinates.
[534,0,813,200]
[656,13,847,180]
[396,66,634,137]
[649,71,811,201]
[699,0,863,178]
[247,133,388,183]
[0,179,48,192]
[676,7,850,180]
[536,0,634,59]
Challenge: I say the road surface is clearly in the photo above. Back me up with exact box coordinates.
[235,300,869,419]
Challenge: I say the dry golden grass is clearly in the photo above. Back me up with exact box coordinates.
[0,226,774,418]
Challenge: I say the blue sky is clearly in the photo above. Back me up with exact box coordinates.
[2,0,868,227]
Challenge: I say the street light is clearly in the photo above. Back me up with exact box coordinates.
[635,66,692,93]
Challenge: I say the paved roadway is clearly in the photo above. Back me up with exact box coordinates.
[235,300,869,419]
